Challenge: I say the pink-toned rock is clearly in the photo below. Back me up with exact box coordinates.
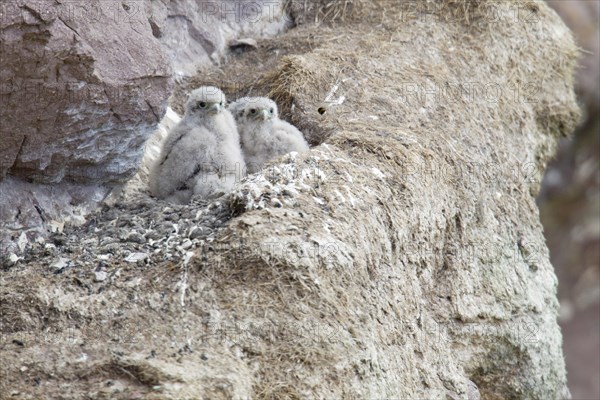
[0,0,172,183]
[0,1,292,253]
[0,1,173,254]
[156,0,289,77]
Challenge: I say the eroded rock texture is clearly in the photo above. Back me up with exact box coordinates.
[0,0,172,183]
[0,1,171,251]
[151,0,289,77]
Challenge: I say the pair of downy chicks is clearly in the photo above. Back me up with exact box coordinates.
[149,86,309,203]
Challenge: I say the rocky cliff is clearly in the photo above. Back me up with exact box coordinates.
[0,0,288,254]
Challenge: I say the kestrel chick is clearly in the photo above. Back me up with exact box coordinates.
[149,86,245,203]
[229,97,309,174]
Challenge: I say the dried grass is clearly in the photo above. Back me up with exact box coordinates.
[179,0,581,397]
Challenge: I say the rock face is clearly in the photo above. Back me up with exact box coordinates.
[0,0,289,253]
[0,0,172,183]
[0,0,580,399]
[0,0,172,251]
[152,0,289,77]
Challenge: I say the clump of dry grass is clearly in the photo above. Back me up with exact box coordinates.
[440,0,485,23]
[285,0,356,25]
[263,56,322,111]
[284,0,493,27]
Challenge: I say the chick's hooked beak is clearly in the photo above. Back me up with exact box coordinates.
[260,109,271,120]
[208,102,223,113]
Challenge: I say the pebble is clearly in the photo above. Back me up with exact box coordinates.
[125,232,146,244]
[51,257,70,271]
[144,231,164,241]
[94,270,108,282]
[179,239,193,250]
[124,253,148,263]
[189,227,206,240]
[18,193,234,276]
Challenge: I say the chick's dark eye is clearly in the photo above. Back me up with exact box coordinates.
[198,102,207,108]
[250,109,256,114]
[270,108,274,114]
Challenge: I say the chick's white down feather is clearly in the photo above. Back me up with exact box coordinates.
[149,86,245,203]
[229,97,309,174]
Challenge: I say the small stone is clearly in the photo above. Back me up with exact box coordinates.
[179,239,193,250]
[125,232,146,244]
[51,257,70,272]
[100,209,119,222]
[189,228,207,240]
[49,220,65,233]
[164,213,179,221]
[271,198,283,208]
[158,222,176,234]
[17,232,28,252]
[8,253,20,266]
[145,231,164,241]
[101,243,121,254]
[94,270,108,282]
[229,38,258,49]
[124,253,148,263]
